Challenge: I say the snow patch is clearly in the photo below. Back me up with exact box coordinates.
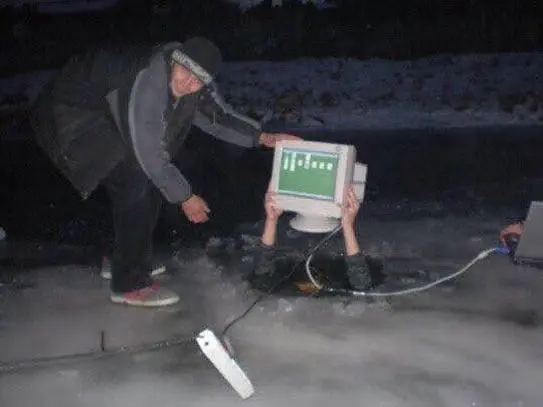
[1,53,542,133]
[219,53,543,130]
[221,0,333,12]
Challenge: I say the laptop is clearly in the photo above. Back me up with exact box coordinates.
[512,201,543,266]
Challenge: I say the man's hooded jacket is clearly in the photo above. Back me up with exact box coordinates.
[31,41,261,202]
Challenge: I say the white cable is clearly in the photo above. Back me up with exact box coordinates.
[304,228,498,297]
[304,225,343,289]
[305,253,324,289]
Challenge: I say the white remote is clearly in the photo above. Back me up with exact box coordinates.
[196,329,255,399]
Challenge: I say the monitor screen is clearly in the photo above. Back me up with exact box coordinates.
[277,148,339,201]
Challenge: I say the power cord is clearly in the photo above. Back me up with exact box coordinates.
[310,247,500,297]
[222,224,508,339]
[220,224,343,340]
[0,332,195,373]
[0,226,343,372]
[305,227,509,297]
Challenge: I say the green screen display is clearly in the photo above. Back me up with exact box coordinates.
[277,148,339,200]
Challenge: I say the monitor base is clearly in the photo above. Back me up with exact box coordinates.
[289,215,340,234]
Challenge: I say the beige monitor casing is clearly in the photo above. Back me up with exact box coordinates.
[269,140,357,220]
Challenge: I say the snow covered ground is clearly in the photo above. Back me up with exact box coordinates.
[1,52,543,133]
[1,215,543,406]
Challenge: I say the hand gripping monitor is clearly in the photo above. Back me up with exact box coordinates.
[269,139,367,233]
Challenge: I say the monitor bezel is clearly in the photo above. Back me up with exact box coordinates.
[269,140,356,218]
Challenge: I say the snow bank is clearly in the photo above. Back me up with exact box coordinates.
[222,0,333,12]
[220,52,543,130]
[1,52,542,132]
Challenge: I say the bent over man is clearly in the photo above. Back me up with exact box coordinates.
[31,37,299,307]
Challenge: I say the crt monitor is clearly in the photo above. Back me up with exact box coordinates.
[268,140,360,233]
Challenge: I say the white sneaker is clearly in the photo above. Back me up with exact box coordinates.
[110,284,180,307]
[100,257,167,280]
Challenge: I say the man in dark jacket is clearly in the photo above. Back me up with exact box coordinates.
[31,37,300,307]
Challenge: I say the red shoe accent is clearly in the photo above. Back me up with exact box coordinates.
[124,284,159,301]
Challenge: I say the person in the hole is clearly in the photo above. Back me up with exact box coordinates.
[246,185,384,293]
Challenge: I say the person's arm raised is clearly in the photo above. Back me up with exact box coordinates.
[341,186,373,291]
[251,191,284,278]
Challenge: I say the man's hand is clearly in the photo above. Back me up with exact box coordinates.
[181,194,210,223]
[259,132,302,148]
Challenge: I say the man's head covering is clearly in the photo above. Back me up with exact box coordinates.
[171,37,222,85]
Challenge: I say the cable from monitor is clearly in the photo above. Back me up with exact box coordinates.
[220,224,343,340]
[305,229,509,297]
[0,226,342,372]
[221,225,509,340]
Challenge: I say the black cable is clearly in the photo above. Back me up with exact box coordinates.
[1,226,342,372]
[0,333,195,373]
[220,225,342,339]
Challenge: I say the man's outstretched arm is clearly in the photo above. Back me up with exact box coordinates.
[192,84,263,148]
[128,55,193,204]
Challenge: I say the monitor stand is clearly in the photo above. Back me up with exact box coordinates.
[289,215,340,234]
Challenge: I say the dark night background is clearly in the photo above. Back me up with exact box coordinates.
[1,0,542,76]
[1,0,542,249]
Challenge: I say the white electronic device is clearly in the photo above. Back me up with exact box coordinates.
[269,140,366,233]
[511,201,543,266]
[195,329,255,399]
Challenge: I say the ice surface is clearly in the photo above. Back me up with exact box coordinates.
[1,215,542,406]
[2,53,542,136]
